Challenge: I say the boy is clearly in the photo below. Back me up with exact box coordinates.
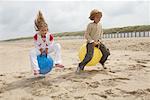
[76,9,110,73]
[29,11,64,75]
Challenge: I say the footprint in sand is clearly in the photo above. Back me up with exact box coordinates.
[63,67,75,71]
[128,64,147,70]
[104,89,119,97]
[0,74,5,76]
[85,81,100,88]
[74,96,84,99]
[101,79,117,87]
[0,89,3,94]
[113,77,130,80]
[0,80,7,86]
[135,59,150,64]
[116,59,120,61]
[116,88,150,97]
[106,88,132,97]
[13,75,25,78]
[51,93,70,99]
[101,77,129,87]
[68,78,83,82]
[124,54,129,56]
[0,86,5,94]
[146,88,150,92]
[20,97,34,100]
[90,93,107,99]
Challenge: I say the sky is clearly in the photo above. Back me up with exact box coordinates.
[0,0,149,40]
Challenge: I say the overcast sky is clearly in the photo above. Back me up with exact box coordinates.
[0,0,149,40]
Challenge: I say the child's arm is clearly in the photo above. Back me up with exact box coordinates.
[99,24,103,41]
[33,34,42,51]
[84,24,94,43]
[46,33,54,47]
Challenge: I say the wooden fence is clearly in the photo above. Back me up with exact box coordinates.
[54,31,150,40]
[103,31,150,38]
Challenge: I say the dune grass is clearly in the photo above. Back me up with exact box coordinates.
[1,25,150,41]
[53,25,150,37]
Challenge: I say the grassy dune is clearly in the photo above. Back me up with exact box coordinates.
[2,25,150,41]
[53,25,150,37]
[103,25,150,34]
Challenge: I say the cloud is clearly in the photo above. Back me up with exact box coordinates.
[0,1,149,40]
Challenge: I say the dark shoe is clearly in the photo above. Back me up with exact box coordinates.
[101,63,107,69]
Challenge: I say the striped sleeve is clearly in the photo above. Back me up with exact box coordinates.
[49,34,54,41]
[33,34,41,49]
[46,33,54,48]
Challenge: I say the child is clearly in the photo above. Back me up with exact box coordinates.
[76,9,110,73]
[29,11,64,75]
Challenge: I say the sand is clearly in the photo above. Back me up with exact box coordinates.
[0,37,150,100]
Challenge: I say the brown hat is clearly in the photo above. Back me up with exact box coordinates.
[34,10,48,31]
[89,9,102,20]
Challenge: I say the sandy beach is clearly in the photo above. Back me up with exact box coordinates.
[0,37,150,100]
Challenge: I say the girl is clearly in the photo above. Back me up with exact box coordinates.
[29,11,64,75]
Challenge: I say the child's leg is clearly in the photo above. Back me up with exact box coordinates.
[48,43,64,67]
[78,43,94,70]
[98,43,110,68]
[29,48,41,73]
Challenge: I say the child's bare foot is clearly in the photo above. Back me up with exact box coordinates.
[55,64,64,68]
[34,70,40,75]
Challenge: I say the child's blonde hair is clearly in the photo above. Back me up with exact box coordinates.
[89,9,102,20]
[34,10,48,31]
